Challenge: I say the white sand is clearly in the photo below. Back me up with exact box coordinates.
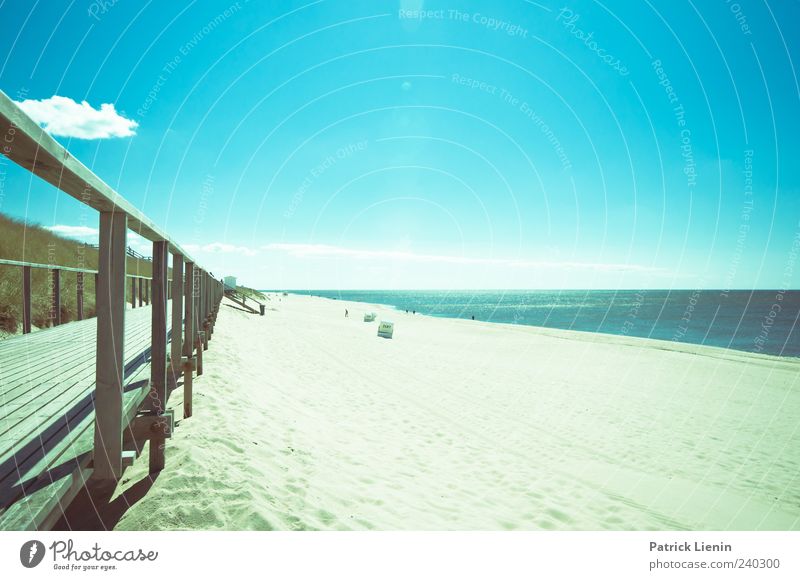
[113,294,800,530]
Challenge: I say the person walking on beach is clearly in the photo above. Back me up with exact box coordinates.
[345,309,349,318]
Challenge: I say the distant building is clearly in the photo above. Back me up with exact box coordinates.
[223,276,237,290]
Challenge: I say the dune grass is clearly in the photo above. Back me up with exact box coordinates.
[0,213,154,336]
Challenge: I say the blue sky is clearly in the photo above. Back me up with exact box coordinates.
[0,0,798,289]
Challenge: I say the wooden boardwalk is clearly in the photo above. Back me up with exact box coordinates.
[0,303,171,529]
[0,87,233,531]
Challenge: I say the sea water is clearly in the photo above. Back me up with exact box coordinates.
[277,290,799,357]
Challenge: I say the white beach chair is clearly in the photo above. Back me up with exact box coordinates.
[377,321,394,339]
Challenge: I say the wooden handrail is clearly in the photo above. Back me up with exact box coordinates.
[1,257,170,330]
[83,243,153,262]
[0,257,97,274]
[1,88,228,492]
[0,90,193,258]
[0,258,167,280]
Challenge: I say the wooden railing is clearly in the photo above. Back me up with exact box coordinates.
[82,242,152,262]
[223,287,264,315]
[0,89,226,482]
[0,257,155,332]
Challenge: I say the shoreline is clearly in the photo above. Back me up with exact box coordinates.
[282,292,800,366]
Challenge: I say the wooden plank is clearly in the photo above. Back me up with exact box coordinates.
[22,265,31,334]
[0,365,149,510]
[0,302,101,356]
[0,308,152,392]
[225,293,260,313]
[0,321,105,369]
[1,348,105,427]
[1,312,157,457]
[0,349,94,406]
[0,299,171,530]
[0,347,160,454]
[0,466,92,531]
[0,322,99,383]
[0,258,96,274]
[0,378,149,530]
[93,211,127,481]
[124,413,173,443]
[37,466,93,531]
[0,309,160,511]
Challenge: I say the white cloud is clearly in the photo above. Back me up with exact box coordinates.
[184,242,258,257]
[44,226,151,257]
[16,96,138,139]
[126,231,151,253]
[45,224,98,238]
[261,243,662,273]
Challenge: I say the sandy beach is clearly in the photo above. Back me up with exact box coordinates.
[102,294,800,531]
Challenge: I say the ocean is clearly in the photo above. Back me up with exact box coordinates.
[277,290,800,357]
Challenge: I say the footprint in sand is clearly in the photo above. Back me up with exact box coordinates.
[537,519,556,530]
[545,507,573,524]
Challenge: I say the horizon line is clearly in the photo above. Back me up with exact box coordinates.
[256,288,798,292]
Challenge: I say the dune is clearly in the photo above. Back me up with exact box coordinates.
[106,293,800,531]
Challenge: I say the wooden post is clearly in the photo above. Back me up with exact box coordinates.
[202,272,209,349]
[170,253,184,385]
[149,240,169,473]
[209,279,214,329]
[197,270,203,323]
[131,277,137,308]
[93,211,127,481]
[138,276,143,307]
[205,272,211,343]
[183,261,195,418]
[51,268,61,326]
[195,269,203,375]
[22,265,32,334]
[208,273,214,336]
[76,271,84,321]
[145,278,150,305]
